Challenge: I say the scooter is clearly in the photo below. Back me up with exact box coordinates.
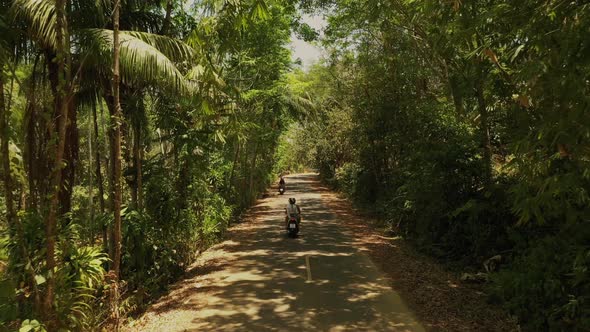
[287,215,299,238]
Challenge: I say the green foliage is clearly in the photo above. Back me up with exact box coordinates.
[18,319,46,332]
[0,210,108,330]
[2,0,304,329]
[491,230,590,331]
[333,162,360,198]
[54,244,108,330]
[284,1,590,330]
[120,155,234,295]
[0,277,17,323]
[274,122,314,174]
[202,191,233,242]
[4,0,587,330]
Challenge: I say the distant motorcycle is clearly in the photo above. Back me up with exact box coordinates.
[279,184,285,195]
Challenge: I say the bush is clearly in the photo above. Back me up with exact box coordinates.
[491,229,590,331]
[334,162,361,198]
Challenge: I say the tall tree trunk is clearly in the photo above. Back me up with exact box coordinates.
[109,0,123,329]
[121,118,131,173]
[0,75,16,251]
[157,128,165,156]
[88,105,94,243]
[44,0,71,325]
[476,79,492,187]
[137,144,143,211]
[25,54,41,211]
[160,0,174,35]
[103,95,116,266]
[93,103,107,250]
[60,97,78,219]
[100,100,110,177]
[19,183,26,210]
[129,121,137,208]
[46,56,75,215]
[449,75,465,120]
[134,122,143,211]
[25,100,38,209]
[100,99,111,254]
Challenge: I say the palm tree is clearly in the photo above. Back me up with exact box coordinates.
[109,2,122,329]
[42,0,69,323]
[3,0,277,328]
[8,0,198,326]
[11,0,195,218]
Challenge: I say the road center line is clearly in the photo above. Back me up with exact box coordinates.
[305,255,312,282]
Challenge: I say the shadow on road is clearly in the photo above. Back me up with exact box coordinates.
[132,174,423,332]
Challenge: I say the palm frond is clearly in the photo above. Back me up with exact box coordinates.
[123,30,196,62]
[80,29,193,94]
[249,0,269,21]
[187,63,226,88]
[281,93,316,117]
[202,0,243,15]
[11,0,56,48]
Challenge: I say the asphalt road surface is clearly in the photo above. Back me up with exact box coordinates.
[129,174,425,332]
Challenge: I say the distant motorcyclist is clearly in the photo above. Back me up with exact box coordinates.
[285,197,301,229]
[278,176,286,194]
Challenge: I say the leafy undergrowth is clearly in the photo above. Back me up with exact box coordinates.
[122,193,274,331]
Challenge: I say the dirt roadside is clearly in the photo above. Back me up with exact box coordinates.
[315,181,519,332]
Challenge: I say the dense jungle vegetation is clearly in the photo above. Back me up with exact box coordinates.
[0,0,314,330]
[279,1,590,330]
[1,0,589,331]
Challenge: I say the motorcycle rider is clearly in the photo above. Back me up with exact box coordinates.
[285,197,301,229]
[278,176,286,194]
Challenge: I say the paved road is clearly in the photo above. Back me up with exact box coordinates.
[130,174,425,332]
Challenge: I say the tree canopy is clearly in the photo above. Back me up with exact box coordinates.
[280,1,590,330]
[1,0,589,331]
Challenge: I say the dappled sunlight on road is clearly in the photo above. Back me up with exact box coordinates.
[127,174,424,332]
